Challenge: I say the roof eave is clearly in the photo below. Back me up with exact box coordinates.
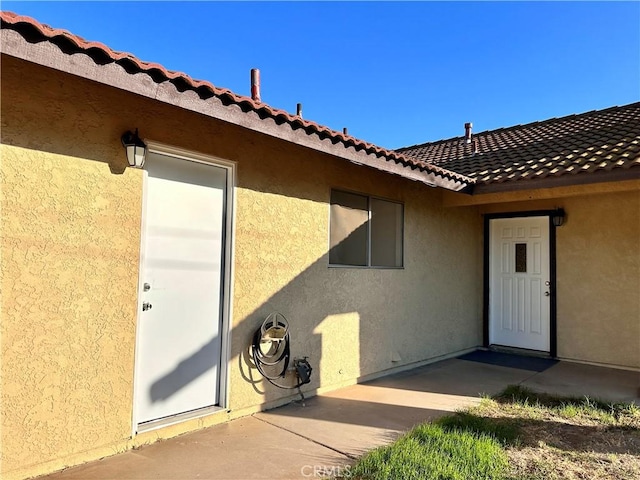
[0,27,472,192]
[469,167,640,194]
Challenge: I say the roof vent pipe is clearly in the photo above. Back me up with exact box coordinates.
[473,139,479,155]
[251,68,261,102]
[297,103,303,117]
[464,122,472,144]
[343,127,348,135]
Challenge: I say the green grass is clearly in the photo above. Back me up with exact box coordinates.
[496,385,640,425]
[345,416,511,480]
[343,386,640,480]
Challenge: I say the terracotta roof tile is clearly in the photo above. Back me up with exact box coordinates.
[0,11,473,187]
[397,103,640,186]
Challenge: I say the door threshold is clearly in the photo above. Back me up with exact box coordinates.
[489,345,552,358]
[137,405,226,434]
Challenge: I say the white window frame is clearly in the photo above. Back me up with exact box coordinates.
[328,189,404,269]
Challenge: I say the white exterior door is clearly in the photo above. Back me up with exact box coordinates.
[135,150,228,426]
[489,216,551,352]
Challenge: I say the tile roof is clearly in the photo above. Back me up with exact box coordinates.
[397,103,640,189]
[0,11,473,190]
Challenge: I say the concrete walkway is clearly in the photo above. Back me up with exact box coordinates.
[42,357,639,480]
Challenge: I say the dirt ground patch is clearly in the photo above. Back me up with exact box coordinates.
[475,388,640,480]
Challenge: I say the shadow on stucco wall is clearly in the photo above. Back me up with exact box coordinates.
[148,196,482,414]
[1,54,483,438]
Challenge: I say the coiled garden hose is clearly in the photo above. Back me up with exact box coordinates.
[251,312,311,391]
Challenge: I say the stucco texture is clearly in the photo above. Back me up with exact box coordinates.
[230,149,484,411]
[477,188,640,369]
[1,55,484,478]
[0,145,143,477]
[3,50,637,480]
[556,190,640,368]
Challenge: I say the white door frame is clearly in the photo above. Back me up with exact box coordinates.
[483,211,557,357]
[131,141,236,434]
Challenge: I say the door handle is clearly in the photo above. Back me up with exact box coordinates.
[142,302,153,311]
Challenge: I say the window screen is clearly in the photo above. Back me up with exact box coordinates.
[329,191,368,266]
[329,190,403,268]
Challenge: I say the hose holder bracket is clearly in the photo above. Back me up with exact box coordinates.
[250,312,312,404]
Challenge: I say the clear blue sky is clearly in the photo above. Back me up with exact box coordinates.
[4,1,639,149]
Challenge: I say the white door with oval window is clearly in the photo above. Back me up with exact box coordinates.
[489,216,551,352]
[134,149,230,427]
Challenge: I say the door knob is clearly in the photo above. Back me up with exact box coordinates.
[142,302,153,311]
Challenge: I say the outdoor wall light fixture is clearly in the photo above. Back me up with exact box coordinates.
[552,208,566,227]
[121,128,147,168]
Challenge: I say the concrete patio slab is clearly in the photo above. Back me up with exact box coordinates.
[43,416,347,480]
[38,358,640,480]
[371,358,538,397]
[255,359,536,458]
[521,361,640,404]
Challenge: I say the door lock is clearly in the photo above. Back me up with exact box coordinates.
[143,283,151,292]
[544,291,550,297]
[142,302,153,311]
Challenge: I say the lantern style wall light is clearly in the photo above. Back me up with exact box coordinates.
[552,208,566,227]
[121,129,147,168]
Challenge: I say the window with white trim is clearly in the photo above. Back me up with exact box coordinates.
[329,189,404,268]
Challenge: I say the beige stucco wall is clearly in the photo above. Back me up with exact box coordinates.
[557,190,639,368]
[3,51,637,480]
[478,189,640,369]
[230,144,484,411]
[1,55,483,478]
[0,146,143,477]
